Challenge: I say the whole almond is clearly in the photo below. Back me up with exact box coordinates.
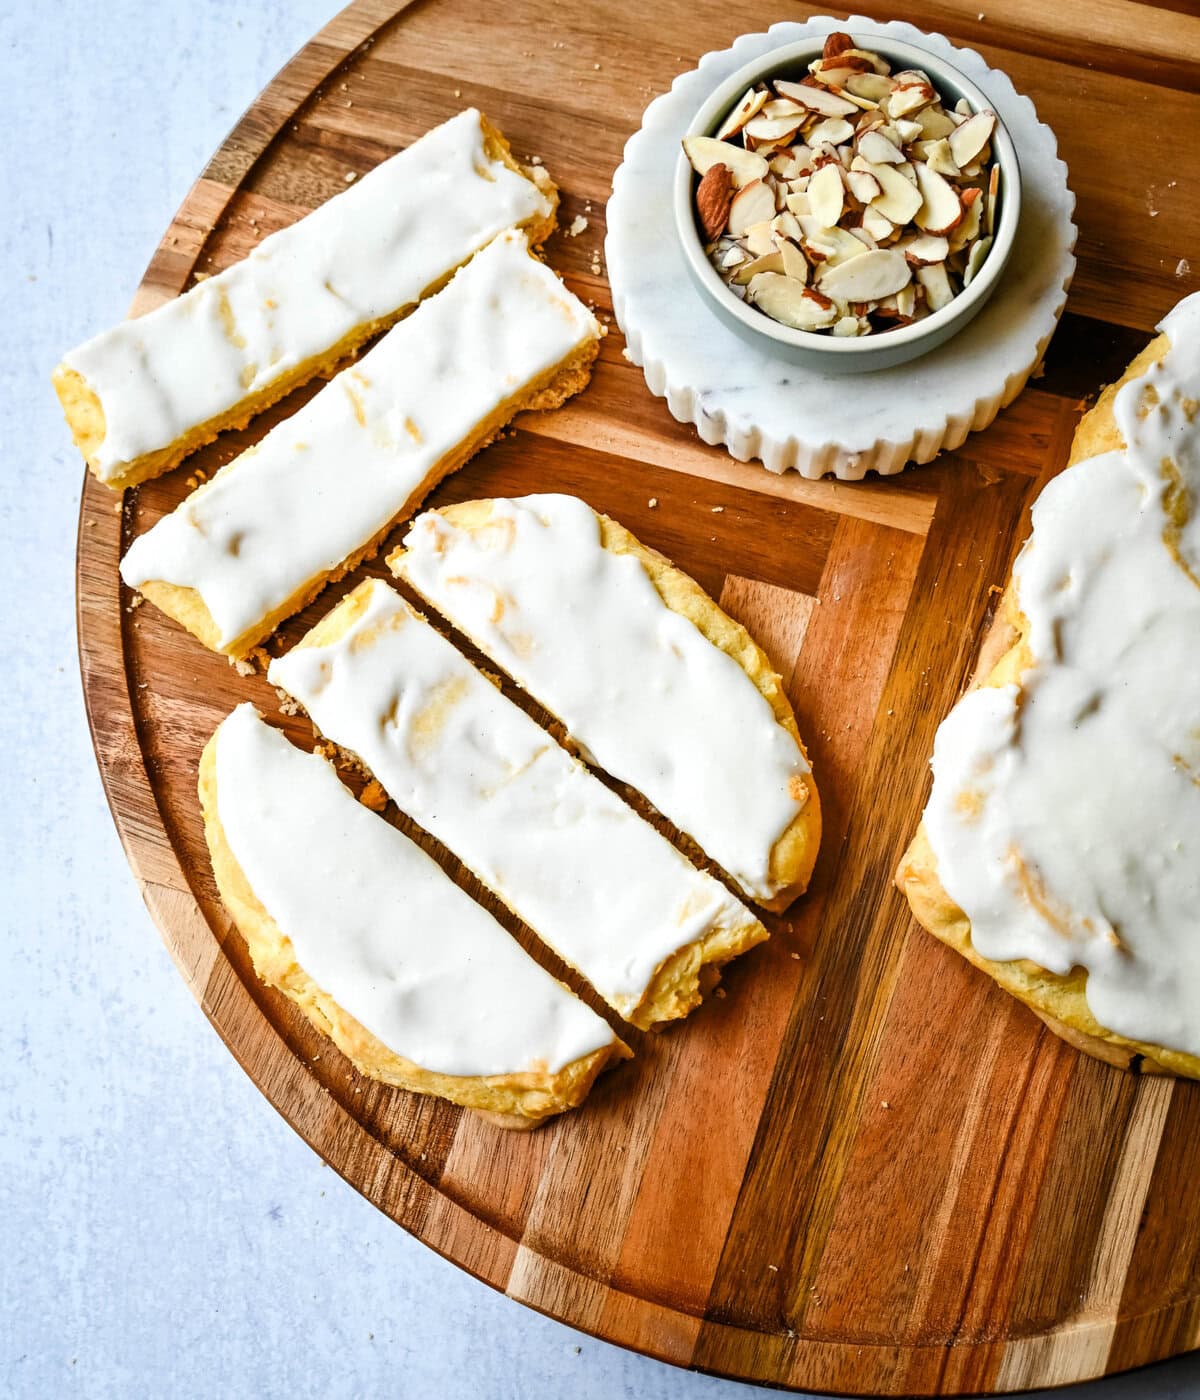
[696,164,734,241]
[822,31,855,60]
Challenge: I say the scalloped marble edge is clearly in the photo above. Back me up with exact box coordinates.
[606,16,1078,481]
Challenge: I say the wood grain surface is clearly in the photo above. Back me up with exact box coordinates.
[74,1,1200,1393]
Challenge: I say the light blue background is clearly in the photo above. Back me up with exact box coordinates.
[3,4,1198,1396]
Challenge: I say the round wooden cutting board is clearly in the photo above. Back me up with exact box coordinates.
[75,1,1200,1393]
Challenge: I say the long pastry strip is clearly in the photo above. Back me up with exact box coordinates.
[203,704,627,1126]
[391,494,821,910]
[55,109,557,491]
[268,580,768,1030]
[119,231,599,658]
[897,291,1200,1079]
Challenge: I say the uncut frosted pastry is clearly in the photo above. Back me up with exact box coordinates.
[898,292,1200,1078]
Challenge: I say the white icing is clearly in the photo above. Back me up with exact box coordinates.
[267,581,761,1020]
[398,494,810,900]
[120,230,598,650]
[923,292,1200,1058]
[214,703,614,1078]
[65,109,553,481]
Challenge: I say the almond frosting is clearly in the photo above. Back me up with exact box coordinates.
[64,109,554,482]
[267,580,763,1021]
[396,494,810,901]
[923,292,1200,1058]
[213,703,615,1078]
[120,230,599,651]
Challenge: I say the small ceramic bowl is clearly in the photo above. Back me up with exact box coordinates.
[673,34,1022,373]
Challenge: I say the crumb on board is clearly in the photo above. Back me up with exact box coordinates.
[359,779,388,812]
[567,214,588,237]
[648,497,658,508]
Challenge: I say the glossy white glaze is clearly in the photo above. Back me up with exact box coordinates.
[398,494,809,900]
[924,293,1200,1057]
[120,231,598,649]
[268,581,763,1020]
[64,109,553,481]
[214,704,615,1077]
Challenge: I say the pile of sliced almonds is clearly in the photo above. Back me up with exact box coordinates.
[685,31,1001,337]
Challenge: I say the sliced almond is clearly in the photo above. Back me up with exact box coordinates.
[923,138,961,177]
[745,113,805,147]
[771,210,803,242]
[716,86,769,141]
[985,163,1000,237]
[817,247,912,301]
[847,224,878,249]
[845,167,882,203]
[895,232,949,265]
[774,79,858,118]
[801,223,869,265]
[719,244,748,269]
[947,187,983,252]
[861,205,896,242]
[832,315,862,336]
[732,250,785,284]
[743,219,777,256]
[727,178,777,235]
[896,283,917,317]
[866,162,923,224]
[913,162,963,235]
[807,116,855,147]
[948,110,996,168]
[846,72,895,102]
[893,118,924,143]
[747,272,839,329]
[728,177,784,235]
[785,189,812,217]
[761,97,807,120]
[914,106,956,139]
[963,235,993,287]
[807,162,845,228]
[683,135,769,187]
[779,238,811,283]
[916,261,954,310]
[887,81,936,118]
[857,129,904,164]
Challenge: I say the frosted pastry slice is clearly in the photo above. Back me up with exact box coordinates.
[119,230,600,658]
[897,291,1200,1080]
[390,494,821,910]
[201,704,628,1127]
[55,108,558,490]
[268,580,768,1029]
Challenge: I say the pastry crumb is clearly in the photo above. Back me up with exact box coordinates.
[344,171,357,183]
[567,215,588,237]
[230,655,257,677]
[648,497,658,508]
[359,779,388,812]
